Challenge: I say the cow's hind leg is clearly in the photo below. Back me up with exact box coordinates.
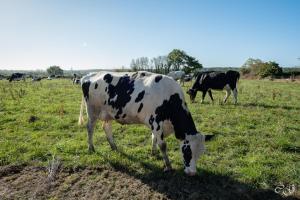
[156,131,172,172]
[87,117,97,153]
[151,133,158,155]
[102,121,117,150]
[233,88,238,104]
[223,85,231,103]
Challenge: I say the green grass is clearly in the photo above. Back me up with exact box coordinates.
[0,79,299,191]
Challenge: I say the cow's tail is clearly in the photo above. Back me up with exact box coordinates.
[78,96,86,126]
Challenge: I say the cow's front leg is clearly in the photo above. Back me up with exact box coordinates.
[156,132,172,172]
[102,121,117,150]
[208,90,214,102]
[151,133,158,155]
[87,117,96,153]
[201,90,207,103]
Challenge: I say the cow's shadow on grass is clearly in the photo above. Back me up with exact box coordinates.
[237,102,300,111]
[101,149,297,200]
[193,101,300,111]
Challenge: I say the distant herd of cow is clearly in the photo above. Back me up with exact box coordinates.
[4,70,240,176]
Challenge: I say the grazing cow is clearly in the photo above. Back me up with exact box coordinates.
[0,74,5,80]
[187,70,240,104]
[78,71,207,176]
[8,73,26,82]
[32,77,42,81]
[29,75,42,82]
[167,71,185,85]
[72,74,81,84]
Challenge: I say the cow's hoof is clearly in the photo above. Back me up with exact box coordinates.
[186,172,196,176]
[151,150,158,156]
[110,145,118,151]
[88,146,95,153]
[163,166,173,172]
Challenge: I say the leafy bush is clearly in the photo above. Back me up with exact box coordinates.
[241,58,283,78]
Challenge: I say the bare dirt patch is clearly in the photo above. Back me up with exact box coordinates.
[0,165,298,200]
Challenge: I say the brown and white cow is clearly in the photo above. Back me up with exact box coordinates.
[78,71,207,176]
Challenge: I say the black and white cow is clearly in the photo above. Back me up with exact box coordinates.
[167,71,186,85]
[8,73,26,82]
[187,70,240,104]
[0,74,6,80]
[73,74,81,84]
[78,71,207,176]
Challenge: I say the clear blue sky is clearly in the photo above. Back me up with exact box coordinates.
[1,0,300,70]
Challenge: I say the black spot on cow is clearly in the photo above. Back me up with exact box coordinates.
[82,81,91,101]
[154,93,197,140]
[104,100,106,105]
[106,75,135,119]
[182,144,192,167]
[155,75,162,83]
[104,73,113,84]
[135,90,145,102]
[141,72,146,77]
[156,124,160,131]
[149,115,154,130]
[94,83,98,89]
[138,103,143,113]
[184,140,189,144]
[105,87,107,92]
[122,114,126,118]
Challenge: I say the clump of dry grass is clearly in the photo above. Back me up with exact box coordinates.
[47,155,61,182]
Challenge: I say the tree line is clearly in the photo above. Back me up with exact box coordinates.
[130,49,203,74]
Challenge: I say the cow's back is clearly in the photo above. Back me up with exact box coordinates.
[201,72,227,90]
[81,71,192,137]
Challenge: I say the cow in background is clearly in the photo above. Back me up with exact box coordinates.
[187,70,240,104]
[167,71,186,85]
[0,74,6,80]
[8,73,26,82]
[79,71,208,176]
[29,75,42,82]
[73,74,81,84]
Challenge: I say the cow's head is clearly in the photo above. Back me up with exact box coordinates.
[187,89,197,103]
[181,133,205,176]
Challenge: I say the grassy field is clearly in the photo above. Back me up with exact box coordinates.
[0,78,299,199]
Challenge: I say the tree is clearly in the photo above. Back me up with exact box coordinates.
[168,49,202,73]
[151,56,169,74]
[258,61,282,78]
[183,55,203,74]
[130,57,150,71]
[130,59,138,71]
[241,58,264,76]
[167,49,186,71]
[47,66,64,76]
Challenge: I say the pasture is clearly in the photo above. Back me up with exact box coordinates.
[0,78,299,199]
